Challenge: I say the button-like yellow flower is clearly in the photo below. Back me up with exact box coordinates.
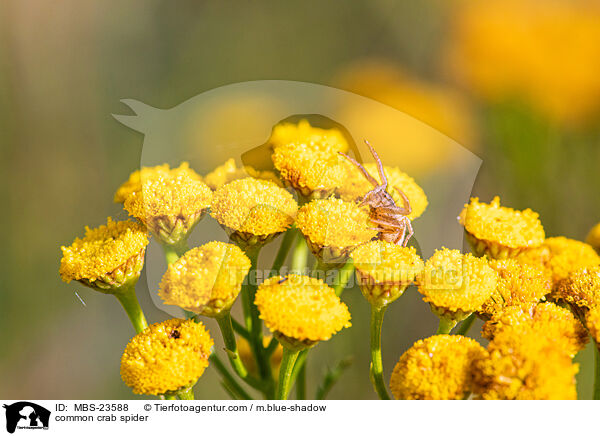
[586,222,600,254]
[158,241,251,317]
[114,162,202,203]
[255,275,351,350]
[202,158,281,190]
[471,330,578,400]
[123,164,212,246]
[296,197,376,266]
[585,306,600,344]
[389,335,485,400]
[518,237,600,288]
[59,217,149,293]
[337,161,428,221]
[272,142,346,200]
[481,303,588,358]
[210,177,298,249]
[120,318,213,396]
[555,265,600,313]
[479,259,551,319]
[459,197,545,259]
[352,240,424,307]
[417,248,498,321]
[269,119,348,153]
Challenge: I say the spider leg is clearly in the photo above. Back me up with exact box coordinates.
[369,216,405,229]
[338,152,379,187]
[393,186,413,215]
[364,140,388,190]
[393,226,407,246]
[403,219,414,247]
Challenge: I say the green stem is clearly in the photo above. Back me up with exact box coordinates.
[177,386,194,400]
[436,317,458,335]
[594,342,600,400]
[231,317,250,341]
[162,240,189,265]
[269,229,295,278]
[277,347,300,400]
[369,304,390,400]
[242,247,272,387]
[290,350,308,384]
[216,312,265,392]
[291,231,309,273]
[455,313,476,336]
[334,260,355,297]
[296,364,306,400]
[210,354,253,400]
[114,284,148,334]
[163,394,177,400]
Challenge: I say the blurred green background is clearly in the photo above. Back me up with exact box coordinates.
[1,0,599,399]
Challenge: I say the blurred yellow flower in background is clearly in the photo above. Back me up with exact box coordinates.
[334,60,478,175]
[587,222,600,254]
[445,0,600,126]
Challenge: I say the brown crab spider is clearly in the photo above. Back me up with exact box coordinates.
[338,141,414,247]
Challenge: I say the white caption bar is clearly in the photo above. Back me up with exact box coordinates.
[0,400,593,436]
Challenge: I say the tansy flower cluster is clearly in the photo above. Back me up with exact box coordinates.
[59,119,600,400]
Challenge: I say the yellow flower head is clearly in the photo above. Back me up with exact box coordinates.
[269,119,349,153]
[202,158,281,190]
[123,164,212,246]
[445,0,600,126]
[352,240,424,307]
[389,335,485,400]
[114,162,202,203]
[238,336,283,378]
[337,161,428,221]
[272,142,346,200]
[555,265,600,312]
[585,306,600,344]
[59,217,149,293]
[158,241,251,317]
[481,303,588,358]
[518,237,600,287]
[210,177,298,248]
[586,222,600,254]
[471,330,578,400]
[459,197,545,259]
[296,197,377,265]
[120,318,214,396]
[417,248,498,320]
[479,259,551,319]
[255,275,351,349]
